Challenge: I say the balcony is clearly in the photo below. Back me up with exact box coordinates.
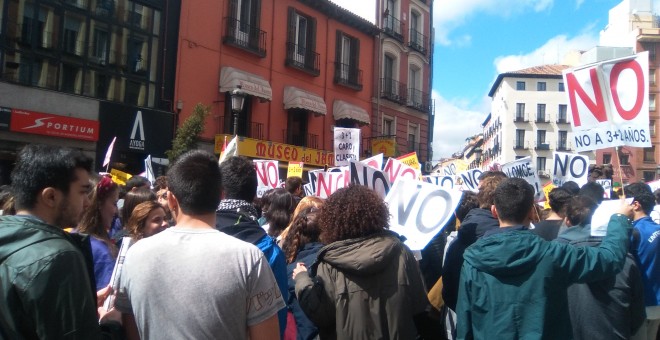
[383,15,404,42]
[514,115,528,123]
[282,130,319,149]
[285,42,320,76]
[556,142,571,151]
[222,17,267,57]
[556,117,569,124]
[535,143,550,150]
[381,78,406,104]
[409,28,428,55]
[514,140,528,150]
[217,116,264,139]
[334,62,363,90]
[408,88,432,113]
[535,115,549,123]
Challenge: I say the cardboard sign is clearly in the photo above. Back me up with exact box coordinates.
[563,52,651,152]
[397,152,421,171]
[383,157,420,184]
[303,183,315,197]
[591,198,632,236]
[502,157,541,198]
[596,179,612,199]
[421,175,455,190]
[253,160,279,198]
[362,153,384,170]
[647,179,660,193]
[314,171,349,199]
[459,169,484,192]
[552,152,589,187]
[349,161,391,199]
[334,128,360,166]
[438,159,468,176]
[385,179,463,251]
[543,183,557,209]
[287,162,304,178]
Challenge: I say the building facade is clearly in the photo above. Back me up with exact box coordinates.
[372,0,433,165]
[483,65,595,177]
[0,0,180,182]
[175,0,378,170]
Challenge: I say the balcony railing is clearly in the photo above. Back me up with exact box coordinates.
[556,142,571,151]
[217,116,264,140]
[222,17,267,57]
[409,28,428,55]
[381,78,406,104]
[408,88,432,113]
[514,140,528,149]
[535,143,550,150]
[282,130,319,149]
[557,117,569,124]
[535,115,549,123]
[514,115,528,123]
[383,15,404,42]
[334,62,363,90]
[285,42,320,76]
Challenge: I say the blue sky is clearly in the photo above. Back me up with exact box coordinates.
[330,0,659,159]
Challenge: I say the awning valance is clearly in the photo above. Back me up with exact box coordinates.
[219,67,272,101]
[283,86,327,115]
[333,100,370,125]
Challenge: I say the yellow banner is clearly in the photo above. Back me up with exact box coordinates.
[543,183,556,209]
[214,134,335,167]
[396,152,420,170]
[287,162,304,178]
[371,137,396,157]
[110,168,132,186]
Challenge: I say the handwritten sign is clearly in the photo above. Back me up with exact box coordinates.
[349,161,391,199]
[543,183,556,209]
[552,152,589,187]
[459,169,484,192]
[563,52,651,151]
[502,157,541,198]
[385,179,463,250]
[287,162,303,178]
[397,152,420,171]
[334,128,360,166]
[596,179,612,199]
[253,160,279,198]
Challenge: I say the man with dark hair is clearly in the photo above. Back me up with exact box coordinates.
[580,181,605,205]
[285,176,303,197]
[557,195,645,340]
[216,156,288,336]
[0,144,122,338]
[624,182,660,339]
[442,175,505,311]
[116,150,283,339]
[533,187,573,241]
[457,178,634,339]
[561,180,581,196]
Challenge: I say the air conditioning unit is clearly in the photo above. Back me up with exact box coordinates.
[424,161,433,173]
[537,170,550,178]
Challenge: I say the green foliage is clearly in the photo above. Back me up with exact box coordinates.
[166,103,210,163]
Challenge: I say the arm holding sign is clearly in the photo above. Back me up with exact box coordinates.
[294,263,337,330]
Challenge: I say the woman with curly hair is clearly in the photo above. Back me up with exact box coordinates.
[125,200,169,241]
[76,175,119,290]
[292,185,434,339]
[278,196,324,247]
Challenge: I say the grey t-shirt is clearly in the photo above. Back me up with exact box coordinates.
[115,227,285,339]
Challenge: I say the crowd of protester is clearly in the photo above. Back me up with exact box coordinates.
[0,143,659,340]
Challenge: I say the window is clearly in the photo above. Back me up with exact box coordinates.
[516,81,525,90]
[409,10,425,53]
[558,82,564,92]
[335,31,361,89]
[620,154,630,165]
[286,109,309,147]
[558,131,568,150]
[515,129,525,148]
[383,116,394,135]
[408,124,419,153]
[651,120,656,137]
[516,103,525,121]
[537,157,546,172]
[225,0,265,56]
[651,69,656,85]
[644,146,656,163]
[651,94,656,111]
[643,171,656,182]
[91,28,109,64]
[536,104,546,122]
[558,104,568,123]
[603,153,612,164]
[60,64,80,94]
[128,37,146,74]
[537,130,546,146]
[286,8,318,74]
[409,66,422,106]
[21,3,47,47]
[63,15,82,55]
[537,82,546,91]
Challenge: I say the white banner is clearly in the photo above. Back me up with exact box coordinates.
[253,160,279,198]
[314,171,349,199]
[383,157,421,184]
[385,179,463,251]
[334,128,360,166]
[563,52,651,152]
[458,169,484,192]
[421,175,455,190]
[552,152,589,187]
[349,160,391,199]
[361,153,384,170]
[502,156,541,198]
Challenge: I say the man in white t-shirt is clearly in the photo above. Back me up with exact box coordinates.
[115,150,284,339]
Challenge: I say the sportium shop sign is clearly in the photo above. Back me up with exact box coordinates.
[6,107,99,141]
[214,135,335,167]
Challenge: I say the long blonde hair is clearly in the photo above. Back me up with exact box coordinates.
[278,196,324,245]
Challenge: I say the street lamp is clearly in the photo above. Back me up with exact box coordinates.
[230,85,246,135]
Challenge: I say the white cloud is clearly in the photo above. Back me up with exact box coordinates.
[434,0,554,46]
[328,0,375,23]
[493,32,598,73]
[432,91,489,159]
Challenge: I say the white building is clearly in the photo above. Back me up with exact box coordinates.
[482,65,595,176]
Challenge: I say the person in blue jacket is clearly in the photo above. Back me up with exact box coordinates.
[216,156,288,337]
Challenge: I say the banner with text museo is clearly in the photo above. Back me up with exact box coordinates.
[253,159,279,197]
[501,156,542,199]
[551,151,589,187]
[563,52,651,152]
[385,179,463,251]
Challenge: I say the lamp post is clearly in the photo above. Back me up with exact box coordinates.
[230,85,246,135]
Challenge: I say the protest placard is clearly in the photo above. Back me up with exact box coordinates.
[563,52,651,152]
[397,152,420,171]
[110,168,132,186]
[421,175,455,190]
[543,183,556,209]
[647,179,660,192]
[552,152,589,187]
[383,157,420,184]
[303,183,315,197]
[315,171,349,198]
[349,160,391,198]
[596,179,612,199]
[459,169,484,192]
[334,127,360,166]
[385,179,463,251]
[502,157,541,198]
[362,153,384,170]
[591,198,632,236]
[253,160,279,197]
[287,162,304,178]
